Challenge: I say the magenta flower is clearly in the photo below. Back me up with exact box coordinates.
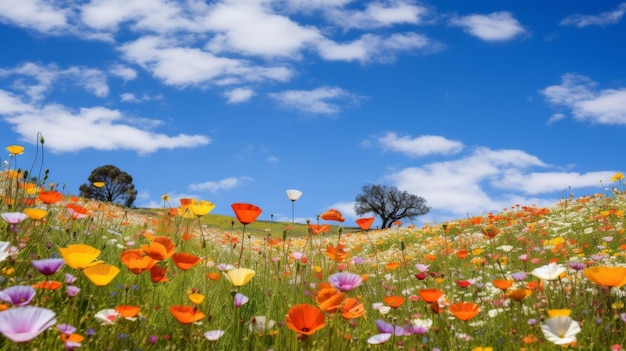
[65,273,77,284]
[328,272,363,291]
[0,306,57,342]
[0,285,36,306]
[31,258,65,276]
[66,285,81,298]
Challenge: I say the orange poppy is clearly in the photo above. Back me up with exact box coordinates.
[418,288,444,303]
[308,224,331,235]
[315,286,345,313]
[455,249,469,259]
[583,266,626,288]
[61,333,85,344]
[492,279,514,291]
[341,298,366,319]
[385,262,400,270]
[169,305,206,324]
[115,305,141,318]
[32,280,63,290]
[383,296,405,309]
[325,245,348,263]
[38,191,63,205]
[320,209,345,222]
[142,236,176,261]
[120,249,156,274]
[66,203,89,219]
[481,226,501,239]
[206,272,221,281]
[149,265,169,283]
[171,252,201,271]
[449,302,480,321]
[231,203,262,225]
[285,304,326,336]
[424,254,437,261]
[355,217,374,230]
[506,288,532,301]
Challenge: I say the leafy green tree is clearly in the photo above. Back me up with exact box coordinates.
[79,165,137,207]
[354,184,430,229]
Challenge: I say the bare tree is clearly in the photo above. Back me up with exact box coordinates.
[354,184,430,229]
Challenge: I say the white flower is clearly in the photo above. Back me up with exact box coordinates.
[531,262,566,281]
[541,316,581,345]
[94,309,119,325]
[0,242,11,262]
[249,316,275,335]
[367,333,391,344]
[204,330,224,341]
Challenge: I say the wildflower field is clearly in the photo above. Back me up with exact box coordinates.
[1,146,626,350]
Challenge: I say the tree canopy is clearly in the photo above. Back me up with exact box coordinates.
[79,165,137,207]
[354,184,430,229]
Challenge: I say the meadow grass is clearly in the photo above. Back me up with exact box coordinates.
[0,160,625,350]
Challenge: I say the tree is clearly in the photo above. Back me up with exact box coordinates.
[354,184,430,229]
[79,165,137,207]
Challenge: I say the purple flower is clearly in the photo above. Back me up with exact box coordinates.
[0,306,57,342]
[511,272,527,281]
[65,273,77,284]
[32,258,65,276]
[1,212,28,233]
[568,262,587,271]
[233,293,249,307]
[57,323,76,335]
[375,319,408,336]
[66,286,81,298]
[0,285,36,306]
[328,272,363,291]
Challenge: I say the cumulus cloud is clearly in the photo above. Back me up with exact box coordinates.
[0,89,210,154]
[0,0,67,32]
[109,64,138,81]
[560,3,626,28]
[188,176,253,192]
[450,12,526,42]
[377,132,464,157]
[268,86,357,114]
[225,87,254,103]
[541,73,626,125]
[380,144,616,220]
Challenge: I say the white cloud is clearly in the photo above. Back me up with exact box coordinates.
[188,176,253,192]
[324,1,427,29]
[0,91,210,154]
[120,36,293,87]
[494,170,615,195]
[541,73,626,124]
[317,32,438,62]
[109,64,138,81]
[268,86,356,114]
[547,113,566,124]
[560,3,626,28]
[385,147,552,217]
[225,87,254,103]
[120,93,158,103]
[377,132,464,157]
[450,12,526,42]
[0,0,67,32]
[204,0,321,58]
[0,62,109,101]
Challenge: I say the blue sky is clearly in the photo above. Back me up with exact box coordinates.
[1,1,625,228]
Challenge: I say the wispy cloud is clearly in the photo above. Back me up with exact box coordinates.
[450,12,526,42]
[377,132,464,157]
[541,73,626,125]
[560,3,626,28]
[225,87,254,104]
[269,86,358,114]
[188,176,253,192]
[323,1,428,29]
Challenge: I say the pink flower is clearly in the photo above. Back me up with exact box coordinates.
[0,306,57,342]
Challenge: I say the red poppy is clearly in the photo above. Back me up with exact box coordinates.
[455,249,469,259]
[320,209,345,222]
[38,191,63,204]
[285,304,326,335]
[149,265,169,283]
[66,203,89,219]
[231,203,262,225]
[383,296,405,309]
[169,305,206,324]
[308,224,331,235]
[456,280,472,288]
[355,217,374,230]
[32,280,63,290]
[171,252,201,271]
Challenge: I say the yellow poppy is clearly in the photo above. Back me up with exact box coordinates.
[6,145,24,155]
[24,208,48,220]
[59,244,102,269]
[92,182,106,188]
[224,268,256,287]
[188,200,215,217]
[547,309,571,317]
[82,263,121,286]
[189,293,205,305]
